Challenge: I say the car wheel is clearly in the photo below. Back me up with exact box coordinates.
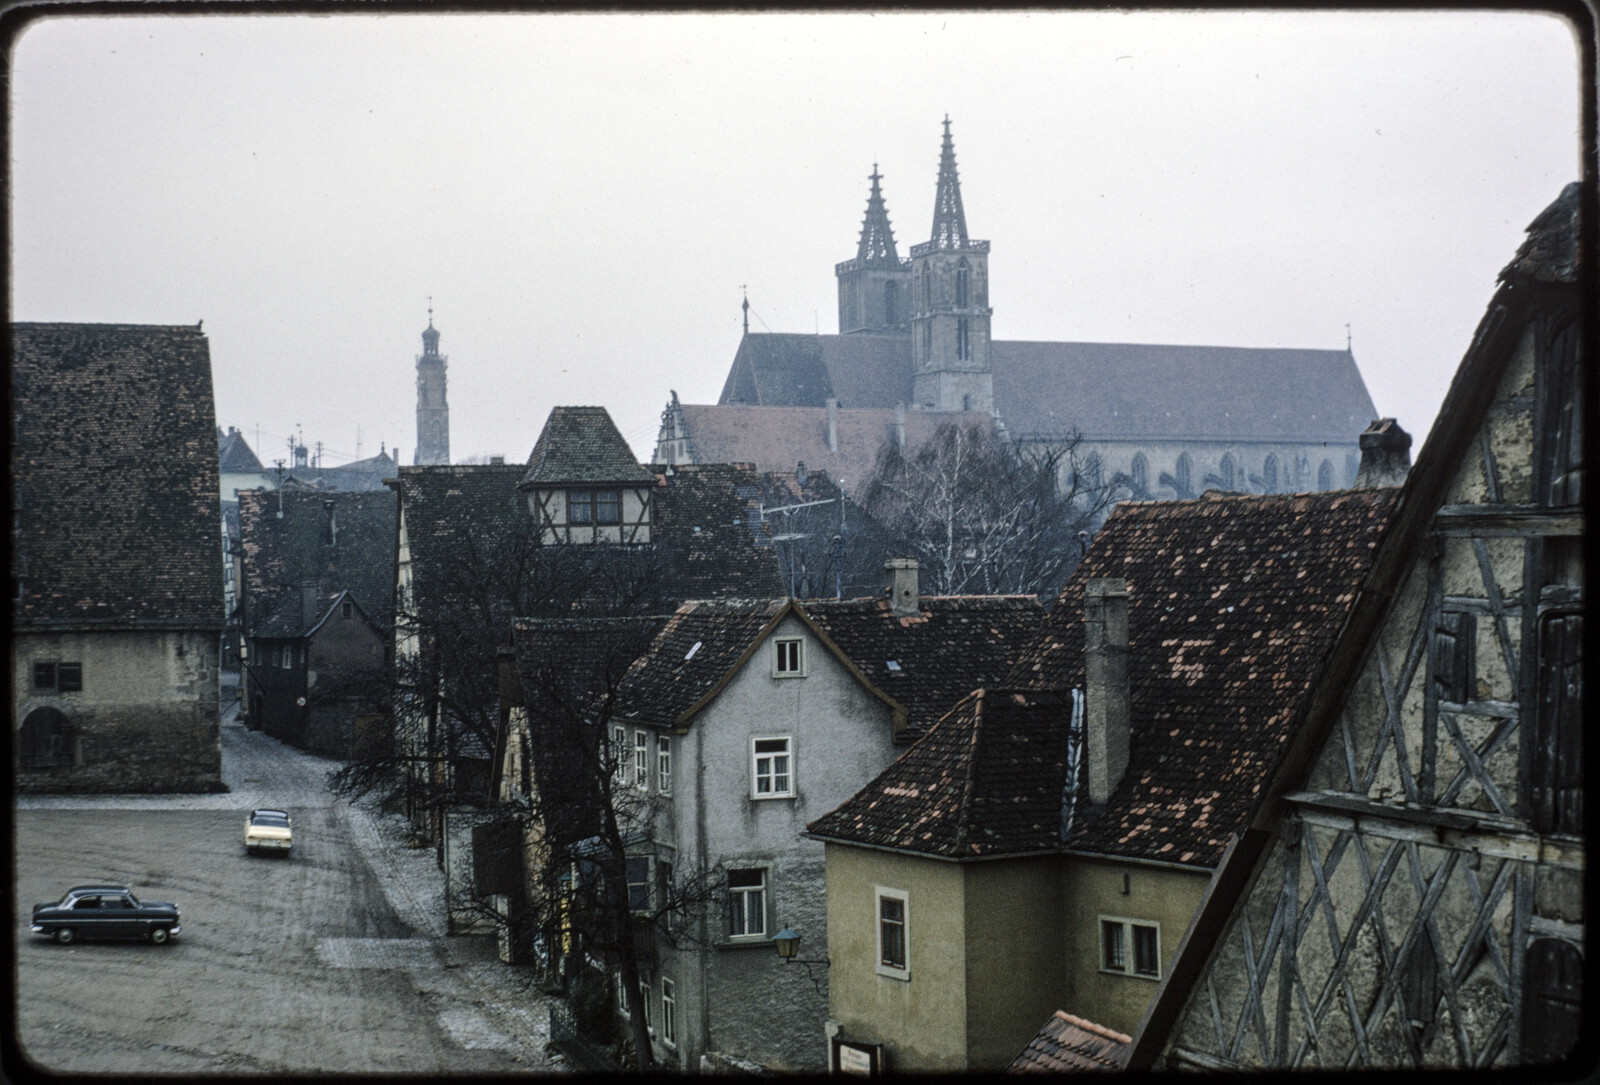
[54,928,75,945]
[149,926,170,945]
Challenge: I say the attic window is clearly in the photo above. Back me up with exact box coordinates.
[684,641,702,662]
[885,660,902,672]
[341,600,354,619]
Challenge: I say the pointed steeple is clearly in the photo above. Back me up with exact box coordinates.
[929,116,969,251]
[855,164,901,266]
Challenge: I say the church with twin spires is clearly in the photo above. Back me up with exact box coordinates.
[654,119,1380,499]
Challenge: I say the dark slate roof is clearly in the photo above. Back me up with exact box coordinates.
[12,323,223,627]
[218,427,265,473]
[710,331,1376,444]
[237,488,397,638]
[1009,1011,1130,1072]
[610,599,791,728]
[521,406,656,487]
[391,464,529,624]
[804,595,1043,739]
[808,689,1069,856]
[812,489,1397,865]
[673,403,994,492]
[1499,180,1581,285]
[651,463,786,599]
[1011,489,1400,865]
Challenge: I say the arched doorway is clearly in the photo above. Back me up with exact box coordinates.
[20,706,73,768]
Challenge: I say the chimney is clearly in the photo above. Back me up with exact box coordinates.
[886,558,919,618]
[826,397,840,453]
[1353,419,1411,488]
[1084,577,1130,805]
[322,499,338,547]
[300,580,319,631]
[895,402,907,453]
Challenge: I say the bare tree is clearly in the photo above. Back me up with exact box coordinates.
[862,421,1123,602]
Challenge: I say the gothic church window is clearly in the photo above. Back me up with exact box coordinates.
[957,318,970,361]
[1263,454,1280,493]
[1130,453,1149,495]
[1175,453,1193,498]
[955,259,970,307]
[1318,459,1335,490]
[884,281,899,326]
[1219,453,1236,491]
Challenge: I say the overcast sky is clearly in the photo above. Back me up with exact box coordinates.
[10,10,1584,470]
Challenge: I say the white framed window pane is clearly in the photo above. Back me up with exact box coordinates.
[1103,920,1125,970]
[657,735,671,792]
[662,977,676,1044]
[634,731,648,786]
[880,897,906,969]
[1134,924,1159,976]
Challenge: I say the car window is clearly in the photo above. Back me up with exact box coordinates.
[74,897,99,909]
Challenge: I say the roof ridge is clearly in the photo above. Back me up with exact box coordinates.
[1055,1011,1133,1045]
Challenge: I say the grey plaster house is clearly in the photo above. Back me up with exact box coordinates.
[13,323,224,793]
[568,566,1042,1071]
[1127,183,1586,1070]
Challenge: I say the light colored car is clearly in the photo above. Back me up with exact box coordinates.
[245,808,292,857]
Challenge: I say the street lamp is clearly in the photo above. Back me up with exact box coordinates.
[771,927,830,996]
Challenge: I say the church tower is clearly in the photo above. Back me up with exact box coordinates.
[911,118,993,412]
[835,165,912,335]
[413,306,450,465]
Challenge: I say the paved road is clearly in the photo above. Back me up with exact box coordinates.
[14,704,560,1076]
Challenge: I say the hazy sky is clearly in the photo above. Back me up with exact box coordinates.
[10,11,1584,469]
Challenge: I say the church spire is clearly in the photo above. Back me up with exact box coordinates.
[929,115,969,251]
[855,163,900,266]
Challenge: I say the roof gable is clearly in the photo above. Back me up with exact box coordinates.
[521,406,655,487]
[219,427,265,473]
[12,323,223,627]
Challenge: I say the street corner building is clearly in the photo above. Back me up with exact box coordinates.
[1126,181,1587,1071]
[12,322,225,793]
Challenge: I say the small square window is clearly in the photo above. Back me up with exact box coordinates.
[596,491,620,525]
[751,737,794,798]
[570,491,595,525]
[32,661,57,691]
[341,600,354,619]
[773,638,805,677]
[1101,917,1160,979]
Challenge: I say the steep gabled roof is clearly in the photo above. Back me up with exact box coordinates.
[237,488,397,638]
[1009,1011,1130,1072]
[12,323,222,628]
[807,689,1069,857]
[804,595,1042,739]
[1011,489,1399,866]
[609,599,794,728]
[709,333,1375,445]
[391,463,528,623]
[521,406,655,487]
[219,427,265,473]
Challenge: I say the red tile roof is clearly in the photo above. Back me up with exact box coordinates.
[1009,1011,1130,1072]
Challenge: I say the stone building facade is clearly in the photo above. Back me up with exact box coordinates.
[13,323,224,793]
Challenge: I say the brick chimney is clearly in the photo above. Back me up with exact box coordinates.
[1085,577,1130,805]
[886,558,919,618]
[1353,418,1411,488]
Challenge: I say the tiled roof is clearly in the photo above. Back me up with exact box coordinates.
[804,595,1042,738]
[1011,489,1400,865]
[237,488,397,638]
[807,689,1068,856]
[521,406,656,487]
[673,403,994,493]
[610,599,790,728]
[812,489,1397,866]
[652,463,785,599]
[391,464,528,624]
[12,323,223,627]
[1499,180,1581,285]
[1009,1011,1130,1072]
[708,331,1376,445]
[218,427,265,472]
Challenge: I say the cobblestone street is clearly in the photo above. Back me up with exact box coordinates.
[14,693,564,1076]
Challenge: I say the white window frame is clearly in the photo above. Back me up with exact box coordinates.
[726,866,770,941]
[634,730,649,788]
[875,886,911,981]
[661,976,677,1047]
[1099,915,1161,980]
[625,855,652,914]
[750,736,795,799]
[612,725,627,784]
[772,637,806,677]
[639,980,653,1036]
[657,734,672,794]
[615,970,629,1016]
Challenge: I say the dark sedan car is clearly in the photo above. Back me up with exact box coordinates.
[30,885,180,945]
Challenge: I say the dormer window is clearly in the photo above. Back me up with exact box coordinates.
[569,489,621,525]
[773,638,805,677]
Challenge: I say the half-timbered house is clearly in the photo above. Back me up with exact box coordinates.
[520,406,657,545]
[1127,181,1586,1071]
